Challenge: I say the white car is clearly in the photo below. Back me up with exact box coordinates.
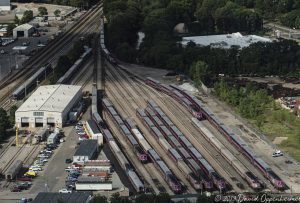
[29,167,42,171]
[77,131,86,135]
[272,150,283,157]
[59,188,72,193]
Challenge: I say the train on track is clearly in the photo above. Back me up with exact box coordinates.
[12,63,52,100]
[145,77,285,190]
[90,86,145,193]
[56,48,92,84]
[142,101,227,191]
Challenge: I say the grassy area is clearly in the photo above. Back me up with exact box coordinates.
[256,107,300,162]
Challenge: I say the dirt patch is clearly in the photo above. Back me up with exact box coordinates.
[272,136,288,144]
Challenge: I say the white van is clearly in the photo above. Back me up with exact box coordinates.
[272,150,283,157]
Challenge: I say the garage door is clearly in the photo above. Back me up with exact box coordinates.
[35,117,43,123]
[47,117,55,123]
[21,117,29,122]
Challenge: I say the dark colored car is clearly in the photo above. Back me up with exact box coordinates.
[17,184,30,190]
[10,187,22,192]
[65,159,72,164]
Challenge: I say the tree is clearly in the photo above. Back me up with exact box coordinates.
[20,10,33,24]
[9,105,18,126]
[189,60,211,86]
[38,7,48,16]
[54,9,61,17]
[0,108,11,140]
[92,195,108,203]
[6,24,16,36]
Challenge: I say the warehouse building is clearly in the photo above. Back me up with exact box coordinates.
[73,140,98,163]
[13,23,35,38]
[32,192,92,203]
[0,0,10,11]
[15,85,82,128]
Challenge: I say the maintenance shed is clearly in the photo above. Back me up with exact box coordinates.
[13,23,35,38]
[0,0,10,11]
[86,120,103,145]
[32,192,92,203]
[5,160,23,180]
[73,140,98,163]
[15,85,82,128]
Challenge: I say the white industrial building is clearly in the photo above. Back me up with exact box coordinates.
[76,176,112,191]
[13,23,35,38]
[15,85,82,128]
[0,0,11,11]
[181,32,271,49]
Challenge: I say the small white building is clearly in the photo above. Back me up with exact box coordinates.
[13,23,35,38]
[0,0,10,11]
[15,85,82,128]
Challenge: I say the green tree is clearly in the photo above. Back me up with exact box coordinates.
[6,24,16,36]
[189,60,211,86]
[54,9,61,17]
[92,195,108,203]
[20,10,33,24]
[9,105,18,126]
[0,108,11,140]
[38,7,48,16]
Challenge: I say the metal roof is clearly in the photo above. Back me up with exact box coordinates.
[17,85,81,113]
[74,140,98,157]
[32,192,92,203]
[86,120,100,134]
[13,23,34,31]
[181,32,271,49]
[0,0,10,6]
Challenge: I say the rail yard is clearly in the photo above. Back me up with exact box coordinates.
[0,2,299,202]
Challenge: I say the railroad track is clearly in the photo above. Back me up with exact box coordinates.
[0,4,103,109]
[105,63,264,192]
[104,74,168,194]
[105,64,198,194]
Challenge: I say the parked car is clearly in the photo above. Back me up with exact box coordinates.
[65,158,72,164]
[59,188,72,193]
[65,177,77,182]
[11,187,21,192]
[17,184,30,190]
[272,150,283,157]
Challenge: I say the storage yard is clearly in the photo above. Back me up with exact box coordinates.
[0,2,299,202]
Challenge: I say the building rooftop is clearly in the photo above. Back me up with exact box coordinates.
[77,176,111,183]
[32,192,92,203]
[17,85,82,113]
[181,32,271,49]
[0,0,10,7]
[13,23,33,31]
[74,140,98,157]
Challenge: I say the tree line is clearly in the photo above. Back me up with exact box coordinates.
[103,0,300,88]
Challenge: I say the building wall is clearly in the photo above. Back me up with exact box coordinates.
[0,6,10,11]
[13,27,34,38]
[75,183,113,191]
[62,90,82,123]
[15,111,62,128]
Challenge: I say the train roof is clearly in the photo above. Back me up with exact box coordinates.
[114,115,124,125]
[189,147,202,159]
[169,136,181,147]
[145,107,156,116]
[92,112,103,123]
[170,126,184,137]
[178,136,192,148]
[152,116,164,126]
[148,149,161,161]
[132,128,144,140]
[147,100,158,108]
[211,115,224,125]
[255,157,270,170]
[144,117,155,127]
[125,118,136,129]
[136,108,147,117]
[153,107,165,116]
[169,148,182,160]
[102,98,112,107]
[178,147,191,159]
[107,107,118,116]
[151,127,164,137]
[187,158,201,171]
[243,146,257,159]
[127,170,144,189]
[201,107,214,116]
[120,124,131,135]
[198,158,214,173]
[103,129,114,141]
[156,160,171,175]
[160,126,173,137]
[127,133,138,146]
[160,115,173,126]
